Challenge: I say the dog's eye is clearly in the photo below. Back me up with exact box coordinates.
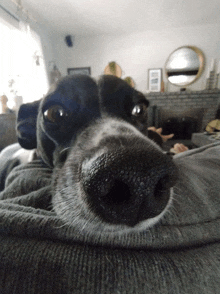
[43,105,68,123]
[131,103,148,117]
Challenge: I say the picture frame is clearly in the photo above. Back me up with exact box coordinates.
[67,67,91,76]
[148,68,162,92]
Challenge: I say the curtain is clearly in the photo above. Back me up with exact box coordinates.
[0,17,49,112]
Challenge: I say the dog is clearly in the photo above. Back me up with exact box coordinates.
[4,74,178,233]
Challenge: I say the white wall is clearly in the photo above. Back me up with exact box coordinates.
[36,27,56,80]
[51,22,220,93]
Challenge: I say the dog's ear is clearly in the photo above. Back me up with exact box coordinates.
[98,74,132,97]
[98,75,136,119]
[16,99,41,150]
[98,75,149,121]
[137,91,149,107]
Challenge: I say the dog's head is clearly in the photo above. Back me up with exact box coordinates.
[17,74,177,233]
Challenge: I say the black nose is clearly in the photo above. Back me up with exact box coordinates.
[82,148,178,226]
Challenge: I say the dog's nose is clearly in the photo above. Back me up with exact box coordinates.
[82,148,178,226]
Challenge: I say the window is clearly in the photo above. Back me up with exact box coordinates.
[0,16,49,112]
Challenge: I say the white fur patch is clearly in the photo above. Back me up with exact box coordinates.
[12,148,36,164]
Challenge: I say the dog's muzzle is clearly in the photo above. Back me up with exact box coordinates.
[81,138,178,227]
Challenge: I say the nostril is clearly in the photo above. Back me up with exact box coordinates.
[101,180,131,205]
[154,175,171,197]
[81,150,178,226]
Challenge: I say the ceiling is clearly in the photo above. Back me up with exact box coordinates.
[20,0,220,36]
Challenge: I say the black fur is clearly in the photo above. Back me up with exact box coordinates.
[15,74,177,228]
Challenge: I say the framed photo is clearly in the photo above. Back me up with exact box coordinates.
[148,68,162,92]
[67,67,91,76]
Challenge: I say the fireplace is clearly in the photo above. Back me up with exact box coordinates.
[146,90,220,150]
[158,107,206,140]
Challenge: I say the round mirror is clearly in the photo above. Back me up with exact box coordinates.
[165,46,205,87]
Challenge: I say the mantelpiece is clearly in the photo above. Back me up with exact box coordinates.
[146,89,220,132]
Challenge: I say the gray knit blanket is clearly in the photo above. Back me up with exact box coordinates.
[0,142,220,294]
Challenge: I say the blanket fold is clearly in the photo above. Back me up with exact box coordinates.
[0,143,220,293]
